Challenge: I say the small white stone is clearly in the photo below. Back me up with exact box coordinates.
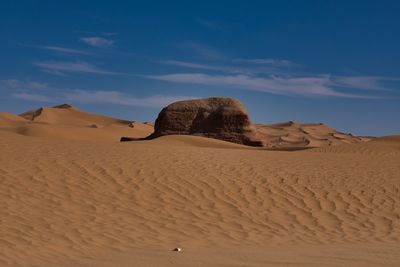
[173,247,181,252]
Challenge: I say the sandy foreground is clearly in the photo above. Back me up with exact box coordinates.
[1,108,400,266]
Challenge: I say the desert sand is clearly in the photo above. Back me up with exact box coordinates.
[1,105,399,266]
[256,121,371,149]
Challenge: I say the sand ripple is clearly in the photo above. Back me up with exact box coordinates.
[1,132,399,266]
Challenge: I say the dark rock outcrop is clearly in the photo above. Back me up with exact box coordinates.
[52,104,74,109]
[88,123,99,128]
[121,136,142,142]
[145,97,263,146]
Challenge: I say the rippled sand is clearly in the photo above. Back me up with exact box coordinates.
[1,130,399,266]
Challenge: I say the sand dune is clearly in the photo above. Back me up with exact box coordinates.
[1,128,399,266]
[0,112,28,128]
[1,104,153,141]
[256,121,370,149]
[20,104,129,126]
[0,112,28,123]
[311,135,400,156]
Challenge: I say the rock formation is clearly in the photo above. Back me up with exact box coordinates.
[145,97,264,146]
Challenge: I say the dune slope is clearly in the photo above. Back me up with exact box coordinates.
[0,104,153,141]
[256,121,370,149]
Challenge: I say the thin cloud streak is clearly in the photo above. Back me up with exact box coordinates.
[155,58,398,98]
[161,60,216,70]
[159,60,280,75]
[149,73,381,98]
[174,41,224,59]
[80,37,114,48]
[33,61,129,76]
[160,60,251,74]
[63,90,195,107]
[10,85,194,108]
[0,79,48,90]
[197,19,227,32]
[12,92,52,102]
[40,46,92,55]
[18,43,92,55]
[234,58,302,68]
[332,76,399,91]
[102,32,119,36]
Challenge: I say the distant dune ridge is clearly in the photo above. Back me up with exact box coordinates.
[0,104,153,141]
[19,103,130,126]
[256,121,371,150]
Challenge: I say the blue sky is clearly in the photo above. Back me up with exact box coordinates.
[1,1,400,136]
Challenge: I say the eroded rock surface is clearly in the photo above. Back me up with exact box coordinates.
[148,97,263,146]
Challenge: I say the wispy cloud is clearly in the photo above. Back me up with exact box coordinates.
[102,32,118,36]
[153,56,400,98]
[174,41,224,59]
[159,60,287,75]
[160,58,307,76]
[149,73,385,98]
[33,61,126,76]
[80,37,115,48]
[12,89,193,108]
[63,90,194,107]
[197,19,227,31]
[0,79,48,90]
[5,78,193,108]
[160,60,251,74]
[40,46,92,55]
[18,43,92,55]
[12,92,52,102]
[161,60,215,70]
[234,58,302,68]
[332,76,399,91]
